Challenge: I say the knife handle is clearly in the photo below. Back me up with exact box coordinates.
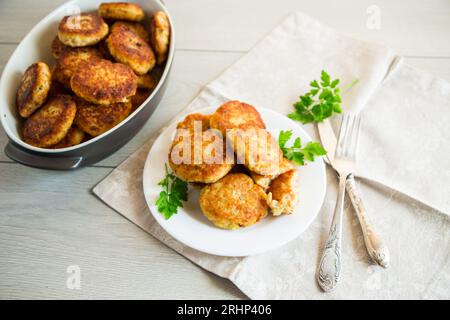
[346,174,390,268]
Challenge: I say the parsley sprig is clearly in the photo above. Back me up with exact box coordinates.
[278,130,327,166]
[288,70,344,124]
[156,164,188,219]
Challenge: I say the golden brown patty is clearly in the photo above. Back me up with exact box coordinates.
[169,114,233,184]
[268,169,299,216]
[16,62,52,118]
[150,11,170,65]
[58,13,109,47]
[209,100,266,135]
[22,95,76,147]
[137,73,157,90]
[51,36,67,59]
[74,98,132,136]
[199,173,269,229]
[99,2,145,22]
[53,47,103,88]
[106,23,155,75]
[71,59,137,105]
[50,126,85,149]
[112,21,149,42]
[176,113,211,132]
[229,128,283,176]
[129,89,150,111]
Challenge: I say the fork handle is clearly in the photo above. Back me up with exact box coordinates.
[317,174,347,292]
[346,174,390,268]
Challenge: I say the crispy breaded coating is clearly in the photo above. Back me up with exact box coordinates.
[176,113,211,132]
[268,169,299,216]
[51,36,67,59]
[106,23,155,75]
[250,157,295,189]
[70,59,137,105]
[199,173,269,229]
[129,89,150,111]
[168,113,233,184]
[229,128,283,176]
[16,62,52,118]
[50,126,85,148]
[74,98,132,136]
[150,11,170,65]
[112,21,149,42]
[58,13,109,47]
[99,2,145,22]
[209,100,266,135]
[52,47,103,88]
[22,95,76,147]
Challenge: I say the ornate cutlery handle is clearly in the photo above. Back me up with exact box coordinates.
[346,174,390,268]
[317,176,346,292]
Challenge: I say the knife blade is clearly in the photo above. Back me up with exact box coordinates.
[317,119,337,165]
[317,118,390,268]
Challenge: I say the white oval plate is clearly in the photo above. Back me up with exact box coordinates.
[143,106,326,257]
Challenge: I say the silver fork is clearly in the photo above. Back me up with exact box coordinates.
[316,113,361,292]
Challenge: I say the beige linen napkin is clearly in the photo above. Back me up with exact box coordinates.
[93,12,450,299]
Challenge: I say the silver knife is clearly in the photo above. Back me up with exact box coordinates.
[318,119,390,268]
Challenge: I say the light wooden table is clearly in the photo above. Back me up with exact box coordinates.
[0,0,449,299]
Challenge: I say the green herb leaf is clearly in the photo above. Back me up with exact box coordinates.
[278,130,326,166]
[155,164,188,219]
[289,70,356,124]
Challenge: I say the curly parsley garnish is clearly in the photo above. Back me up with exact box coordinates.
[279,130,327,166]
[156,164,188,219]
[288,70,351,124]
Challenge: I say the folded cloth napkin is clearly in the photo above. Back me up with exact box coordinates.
[93,12,450,299]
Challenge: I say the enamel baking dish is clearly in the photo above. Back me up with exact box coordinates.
[0,0,175,169]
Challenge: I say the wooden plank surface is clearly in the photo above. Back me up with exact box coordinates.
[0,0,449,299]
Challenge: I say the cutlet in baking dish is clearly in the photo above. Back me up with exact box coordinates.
[16,62,52,118]
[74,98,132,137]
[58,13,109,47]
[106,23,155,75]
[22,95,76,147]
[99,2,145,22]
[52,47,103,88]
[70,59,137,105]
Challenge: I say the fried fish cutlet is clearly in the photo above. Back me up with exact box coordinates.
[112,21,149,42]
[58,13,109,47]
[150,11,170,65]
[168,113,233,184]
[176,113,211,132]
[50,125,85,149]
[268,169,299,216]
[106,23,155,75]
[209,100,266,135]
[74,98,132,136]
[229,128,283,176]
[70,59,137,105]
[16,62,52,118]
[22,95,76,147]
[99,2,145,22]
[199,173,269,230]
[52,47,103,88]
[51,36,67,59]
[249,157,295,189]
